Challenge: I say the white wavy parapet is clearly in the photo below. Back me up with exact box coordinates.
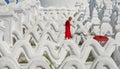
[0,38,120,69]
[91,56,119,69]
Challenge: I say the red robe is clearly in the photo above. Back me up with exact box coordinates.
[65,20,72,39]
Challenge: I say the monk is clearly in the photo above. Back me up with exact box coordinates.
[65,17,74,39]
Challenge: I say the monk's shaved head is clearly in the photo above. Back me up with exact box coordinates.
[68,17,72,21]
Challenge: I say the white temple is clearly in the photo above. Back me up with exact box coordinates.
[0,0,120,69]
